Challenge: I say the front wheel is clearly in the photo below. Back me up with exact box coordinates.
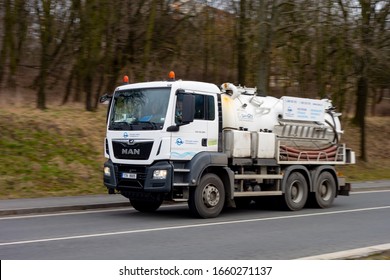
[282,172,308,211]
[188,174,225,218]
[130,198,163,212]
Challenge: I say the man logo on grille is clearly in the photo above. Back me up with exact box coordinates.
[122,148,140,155]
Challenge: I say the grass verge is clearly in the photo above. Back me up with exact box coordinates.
[0,105,106,199]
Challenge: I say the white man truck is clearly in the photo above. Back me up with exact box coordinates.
[101,72,355,218]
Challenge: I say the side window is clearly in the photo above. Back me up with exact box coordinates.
[194,94,215,121]
[207,96,215,120]
[194,95,204,119]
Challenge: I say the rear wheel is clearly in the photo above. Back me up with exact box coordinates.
[312,171,336,208]
[188,174,225,218]
[282,172,308,211]
[130,198,163,212]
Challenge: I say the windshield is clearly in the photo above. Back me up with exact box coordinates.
[109,87,170,131]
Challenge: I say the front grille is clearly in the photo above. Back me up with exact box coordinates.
[116,165,147,189]
[113,140,153,160]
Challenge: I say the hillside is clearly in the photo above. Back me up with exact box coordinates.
[0,105,107,199]
[0,104,389,199]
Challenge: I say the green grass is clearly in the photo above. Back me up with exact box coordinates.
[0,105,389,199]
[338,161,390,182]
[0,106,107,198]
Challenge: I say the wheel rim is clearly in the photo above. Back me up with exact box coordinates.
[290,180,303,203]
[319,180,331,201]
[202,184,220,207]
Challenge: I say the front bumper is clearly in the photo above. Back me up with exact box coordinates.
[103,160,173,193]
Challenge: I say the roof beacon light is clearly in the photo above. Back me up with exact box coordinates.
[168,71,175,81]
[123,75,129,84]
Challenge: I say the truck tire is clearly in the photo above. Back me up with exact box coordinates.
[312,171,336,208]
[130,198,163,212]
[282,172,308,211]
[188,173,225,218]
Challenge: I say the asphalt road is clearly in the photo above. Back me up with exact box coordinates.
[0,190,389,260]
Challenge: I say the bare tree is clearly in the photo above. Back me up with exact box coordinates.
[34,0,74,110]
[237,0,248,85]
[0,0,28,88]
[256,0,281,96]
[336,0,390,161]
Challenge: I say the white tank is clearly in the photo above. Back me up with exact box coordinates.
[220,83,343,151]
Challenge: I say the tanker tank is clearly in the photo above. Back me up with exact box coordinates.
[220,83,343,152]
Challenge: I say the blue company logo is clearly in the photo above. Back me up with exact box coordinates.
[123,132,129,138]
[176,138,184,146]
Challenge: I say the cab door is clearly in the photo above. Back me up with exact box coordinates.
[170,92,218,160]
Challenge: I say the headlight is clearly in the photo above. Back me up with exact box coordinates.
[104,166,111,177]
[153,170,167,180]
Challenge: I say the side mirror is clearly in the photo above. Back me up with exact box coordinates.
[167,93,195,132]
[99,93,111,104]
[181,94,195,124]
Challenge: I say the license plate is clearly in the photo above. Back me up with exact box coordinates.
[121,172,137,179]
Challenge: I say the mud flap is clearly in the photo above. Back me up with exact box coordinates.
[338,182,351,196]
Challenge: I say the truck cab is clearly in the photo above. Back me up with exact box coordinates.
[103,78,228,217]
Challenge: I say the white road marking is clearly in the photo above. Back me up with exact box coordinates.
[0,205,389,247]
[352,189,390,194]
[0,204,186,220]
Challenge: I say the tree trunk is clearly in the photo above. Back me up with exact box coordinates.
[352,0,373,162]
[0,0,27,88]
[94,71,105,109]
[85,74,94,112]
[203,6,210,81]
[355,76,368,161]
[35,0,52,110]
[237,0,247,85]
[142,0,157,81]
[257,0,278,96]
[62,69,74,105]
[37,70,47,110]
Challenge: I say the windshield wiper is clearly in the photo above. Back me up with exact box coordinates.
[110,121,160,130]
[109,121,133,130]
[134,121,158,130]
